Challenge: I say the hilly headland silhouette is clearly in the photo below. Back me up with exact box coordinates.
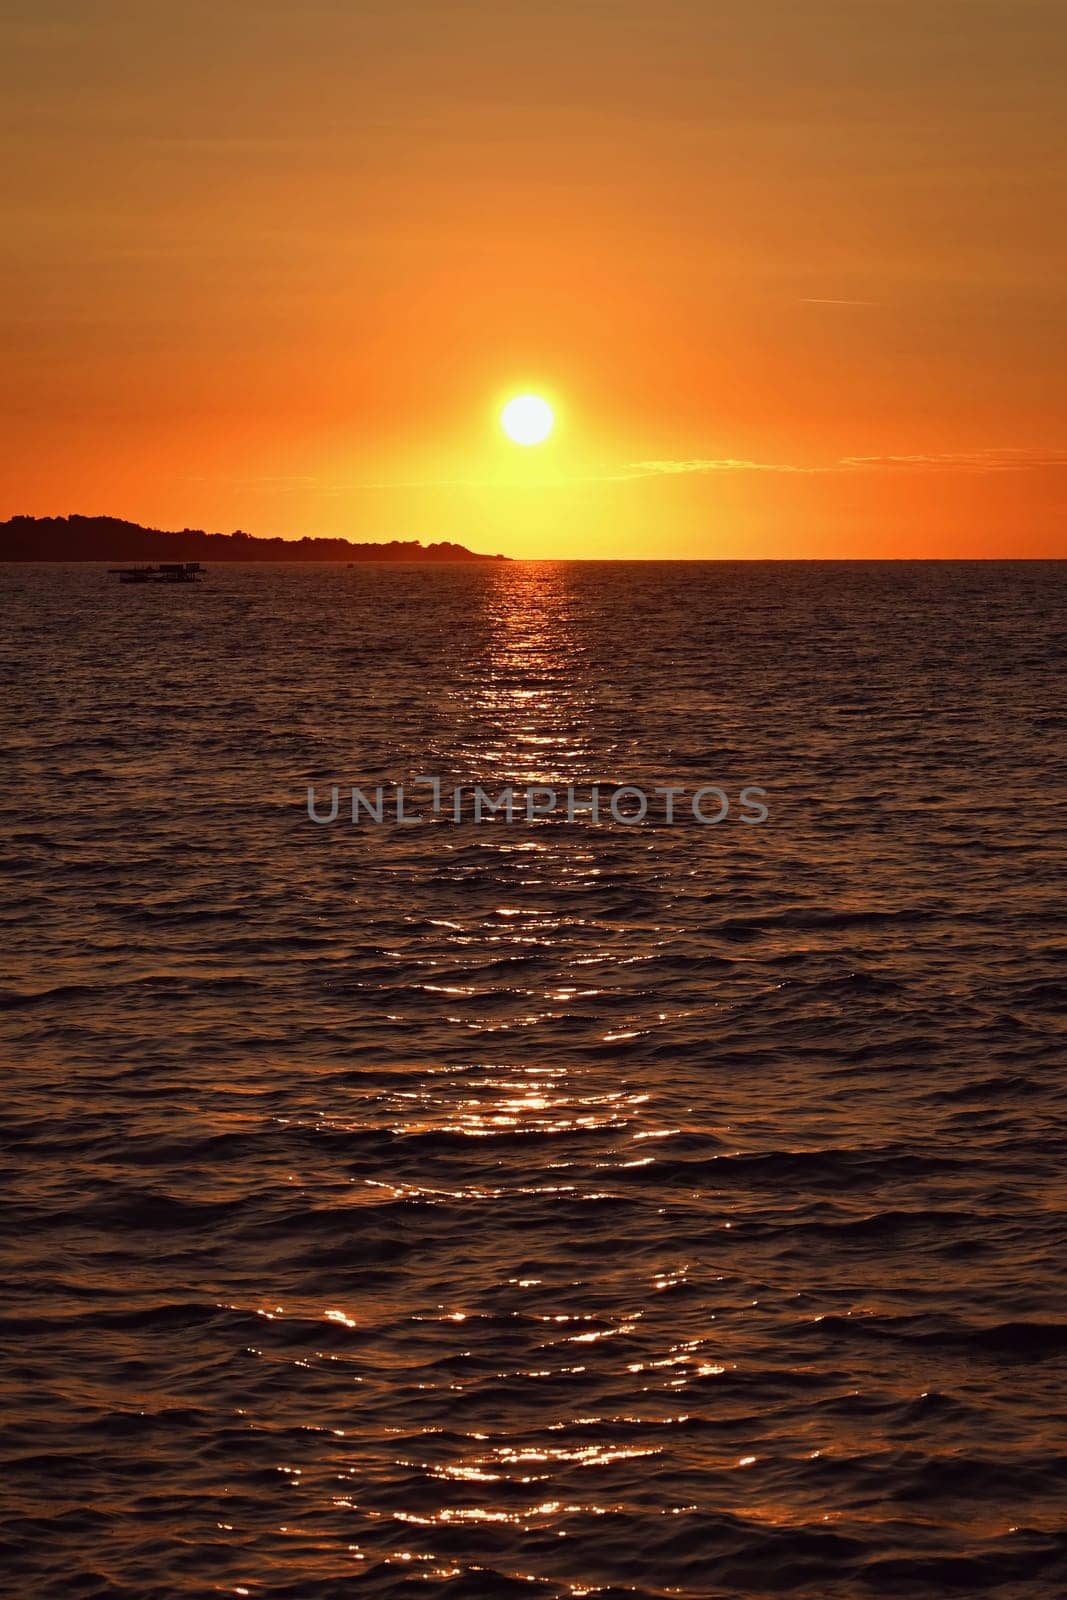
[0,515,508,563]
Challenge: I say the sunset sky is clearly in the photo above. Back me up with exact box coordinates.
[2,0,1065,557]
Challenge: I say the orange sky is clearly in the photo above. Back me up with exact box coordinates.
[1,0,1065,557]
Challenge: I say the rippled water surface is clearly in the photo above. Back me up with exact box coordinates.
[2,560,1065,1598]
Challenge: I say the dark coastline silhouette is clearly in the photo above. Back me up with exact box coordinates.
[0,514,507,563]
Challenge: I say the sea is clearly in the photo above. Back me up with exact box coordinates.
[2,559,1065,1599]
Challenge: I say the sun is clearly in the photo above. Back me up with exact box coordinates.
[500,393,555,446]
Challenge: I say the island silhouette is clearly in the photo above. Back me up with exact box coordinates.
[0,515,507,563]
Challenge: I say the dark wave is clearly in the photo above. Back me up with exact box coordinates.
[2,560,1065,1597]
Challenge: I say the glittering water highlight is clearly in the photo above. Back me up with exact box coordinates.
[2,559,1065,1598]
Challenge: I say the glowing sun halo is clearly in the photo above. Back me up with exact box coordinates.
[501,394,554,446]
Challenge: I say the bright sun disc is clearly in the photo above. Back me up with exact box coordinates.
[501,394,554,446]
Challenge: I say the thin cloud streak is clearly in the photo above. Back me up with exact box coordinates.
[345,449,1067,492]
[841,449,1067,472]
[624,449,1067,479]
[625,458,809,477]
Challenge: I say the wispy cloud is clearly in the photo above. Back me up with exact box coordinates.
[840,449,1067,472]
[348,460,812,490]
[623,449,1067,479]
[799,297,883,308]
[309,448,1067,494]
[624,458,810,477]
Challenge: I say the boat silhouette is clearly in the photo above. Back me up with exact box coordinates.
[109,562,205,584]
